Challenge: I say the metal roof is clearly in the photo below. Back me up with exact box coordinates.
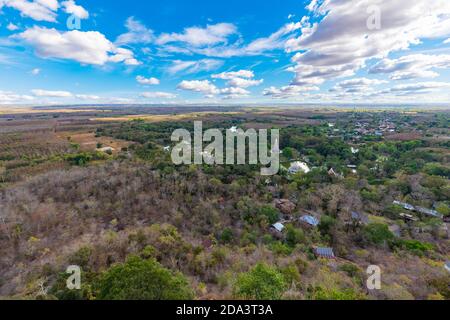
[272,222,285,233]
[300,215,320,227]
[314,247,335,259]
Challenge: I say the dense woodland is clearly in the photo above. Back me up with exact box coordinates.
[0,108,449,300]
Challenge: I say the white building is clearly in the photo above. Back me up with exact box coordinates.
[288,161,311,174]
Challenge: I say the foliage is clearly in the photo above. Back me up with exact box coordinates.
[259,205,280,225]
[362,223,395,246]
[233,263,287,300]
[95,256,193,300]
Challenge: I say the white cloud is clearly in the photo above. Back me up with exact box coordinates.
[108,47,140,66]
[369,54,450,80]
[61,0,88,19]
[31,89,102,100]
[1,0,58,22]
[263,85,319,99]
[157,23,237,47]
[30,68,40,75]
[116,16,154,45]
[7,22,19,31]
[136,75,160,85]
[17,27,140,66]
[32,89,73,97]
[445,38,450,44]
[168,59,223,74]
[177,80,219,96]
[284,0,450,89]
[330,77,387,93]
[386,82,450,95]
[35,0,58,11]
[141,91,177,99]
[243,22,302,55]
[75,94,100,100]
[226,77,263,88]
[212,69,263,88]
[181,22,303,58]
[212,70,254,80]
[219,86,250,99]
[0,90,34,104]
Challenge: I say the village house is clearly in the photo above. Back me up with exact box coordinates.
[393,201,416,211]
[415,207,443,219]
[399,213,419,222]
[314,247,336,259]
[299,215,320,228]
[270,222,286,239]
[288,161,311,175]
[393,201,444,219]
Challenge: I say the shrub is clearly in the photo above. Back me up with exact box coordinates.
[233,263,287,300]
[259,205,280,225]
[338,263,362,279]
[285,225,306,247]
[362,223,394,246]
[393,239,434,256]
[318,216,336,237]
[269,241,293,256]
[309,285,365,300]
[220,228,234,244]
[95,256,193,300]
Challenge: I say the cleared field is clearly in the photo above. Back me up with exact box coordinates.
[92,111,244,122]
[57,131,131,154]
[0,106,99,115]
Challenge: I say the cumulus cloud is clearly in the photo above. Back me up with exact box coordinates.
[140,91,177,99]
[31,89,73,97]
[0,90,34,104]
[263,85,319,99]
[330,77,387,93]
[31,89,104,100]
[226,77,263,88]
[219,86,250,99]
[136,75,160,85]
[61,0,89,19]
[385,82,450,95]
[284,0,450,89]
[0,0,88,22]
[168,59,223,75]
[7,22,19,31]
[177,68,265,99]
[212,69,263,88]
[177,80,219,96]
[157,23,237,47]
[369,54,450,80]
[17,27,140,66]
[0,0,58,22]
[212,70,255,80]
[116,17,154,45]
[75,94,100,100]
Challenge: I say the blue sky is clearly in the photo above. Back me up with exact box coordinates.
[1,0,450,105]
